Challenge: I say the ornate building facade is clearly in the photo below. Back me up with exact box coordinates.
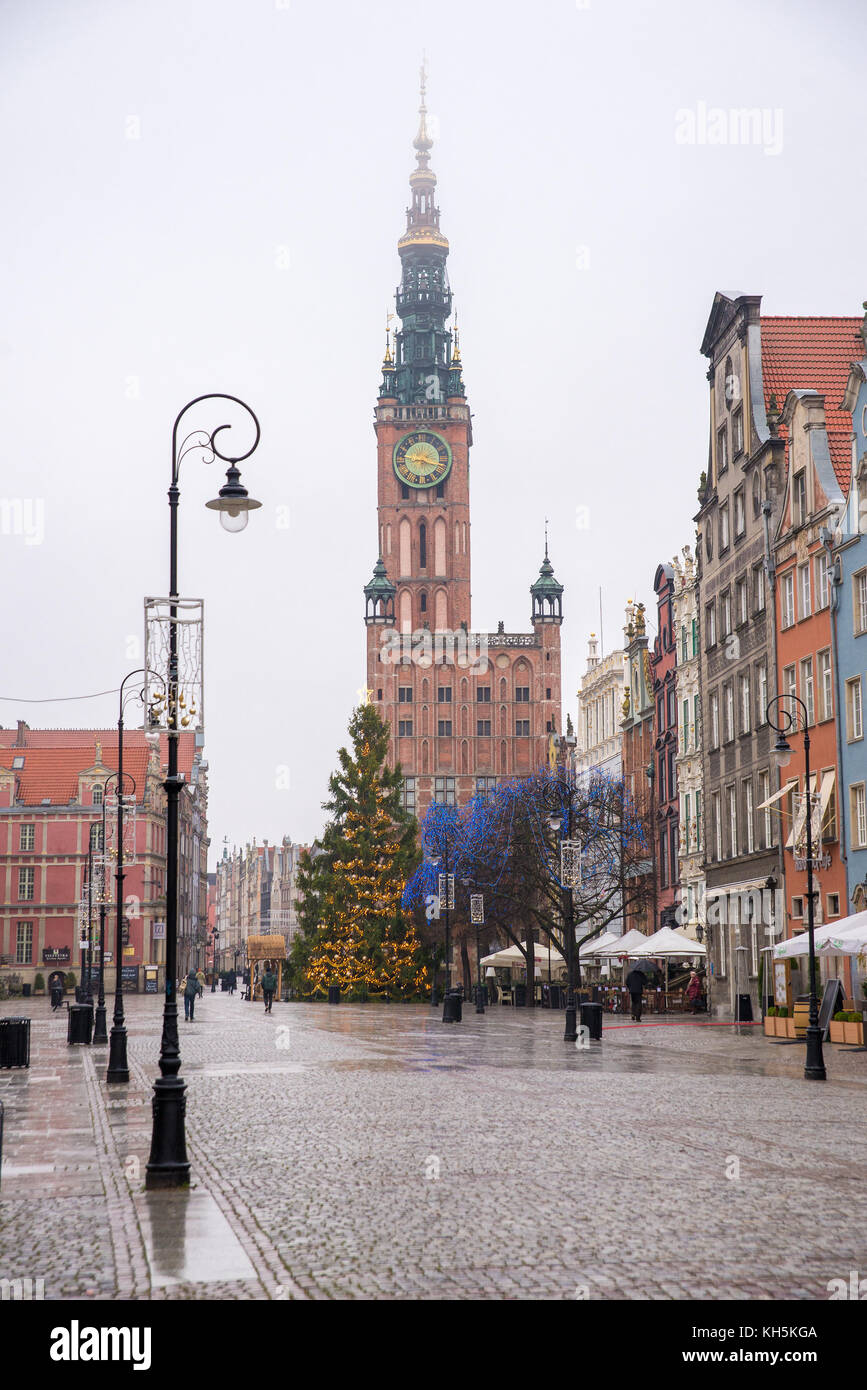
[672,546,705,940]
[621,602,655,933]
[576,634,625,781]
[363,76,563,818]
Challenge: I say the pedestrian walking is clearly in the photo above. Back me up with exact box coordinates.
[625,966,645,1022]
[196,968,205,999]
[261,964,277,1014]
[228,971,236,995]
[685,969,703,1015]
[183,969,199,1022]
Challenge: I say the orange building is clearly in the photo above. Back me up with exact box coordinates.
[768,323,859,990]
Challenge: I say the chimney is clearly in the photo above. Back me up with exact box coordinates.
[15,720,29,747]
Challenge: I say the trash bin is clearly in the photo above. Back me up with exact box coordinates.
[580,1002,603,1040]
[736,994,753,1023]
[21,982,31,998]
[0,1017,31,1068]
[67,1003,93,1046]
[327,985,341,1005]
[442,988,462,1023]
[513,983,527,1007]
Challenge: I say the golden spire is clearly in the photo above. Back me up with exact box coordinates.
[451,308,461,363]
[382,312,394,366]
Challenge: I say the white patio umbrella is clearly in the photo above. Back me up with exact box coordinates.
[479,941,566,969]
[772,912,867,959]
[594,929,651,957]
[629,926,707,958]
[580,931,621,957]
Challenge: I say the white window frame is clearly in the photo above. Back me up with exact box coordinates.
[818,649,833,721]
[798,563,811,620]
[846,677,863,742]
[851,783,867,849]
[781,572,795,629]
[800,657,815,725]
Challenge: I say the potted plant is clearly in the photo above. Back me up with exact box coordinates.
[843,1011,864,1045]
[64,970,76,995]
[764,1005,777,1037]
[775,1004,791,1037]
[830,1010,847,1044]
[33,972,45,996]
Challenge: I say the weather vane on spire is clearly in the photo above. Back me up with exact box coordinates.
[544,517,549,559]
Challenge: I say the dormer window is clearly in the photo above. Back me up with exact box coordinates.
[92,785,103,806]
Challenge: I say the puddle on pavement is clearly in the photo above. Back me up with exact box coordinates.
[136,1189,257,1288]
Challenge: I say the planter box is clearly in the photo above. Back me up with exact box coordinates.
[785,1016,796,1038]
[843,1021,864,1045]
[763,1016,776,1037]
[829,1020,846,1044]
[774,1015,790,1037]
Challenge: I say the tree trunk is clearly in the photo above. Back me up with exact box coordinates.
[461,938,471,997]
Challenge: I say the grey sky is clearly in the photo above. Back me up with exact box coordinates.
[2,0,865,858]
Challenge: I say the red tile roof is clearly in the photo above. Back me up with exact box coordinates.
[760,317,861,491]
[0,729,198,806]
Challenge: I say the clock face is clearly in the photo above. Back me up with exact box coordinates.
[393,430,452,489]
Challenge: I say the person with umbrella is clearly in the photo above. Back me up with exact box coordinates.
[626,964,646,1022]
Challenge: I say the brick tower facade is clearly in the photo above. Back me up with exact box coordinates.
[363,73,564,819]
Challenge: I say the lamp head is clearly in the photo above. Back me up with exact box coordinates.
[773,733,792,770]
[206,464,262,533]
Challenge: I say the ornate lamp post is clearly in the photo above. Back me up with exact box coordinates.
[767,694,826,1082]
[144,396,261,1189]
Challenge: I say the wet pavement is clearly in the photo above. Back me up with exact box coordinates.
[1,992,865,1300]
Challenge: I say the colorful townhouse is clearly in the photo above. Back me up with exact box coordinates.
[649,564,680,929]
[672,546,705,941]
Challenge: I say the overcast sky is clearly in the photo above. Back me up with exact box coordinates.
[2,0,865,859]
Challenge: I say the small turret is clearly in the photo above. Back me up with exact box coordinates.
[363,557,396,625]
[531,530,564,624]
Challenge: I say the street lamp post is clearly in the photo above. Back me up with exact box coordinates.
[93,773,119,1046]
[548,774,578,1043]
[85,834,95,1007]
[767,694,826,1082]
[145,395,261,1189]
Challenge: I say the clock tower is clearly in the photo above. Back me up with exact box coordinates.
[364,70,564,820]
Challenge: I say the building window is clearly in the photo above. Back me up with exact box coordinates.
[710,691,720,748]
[16,921,33,965]
[667,687,676,728]
[727,785,738,858]
[718,911,727,975]
[658,753,666,803]
[783,664,797,703]
[756,661,768,726]
[681,698,689,752]
[18,867,35,901]
[736,577,748,627]
[659,829,668,889]
[739,672,751,734]
[792,897,804,919]
[717,425,729,476]
[477,719,491,736]
[752,563,766,613]
[398,720,413,737]
[793,470,807,527]
[398,686,413,703]
[695,790,702,851]
[92,785,103,806]
[419,521,427,568]
[851,783,867,848]
[420,592,427,613]
[437,720,453,737]
[827,893,840,918]
[402,777,416,815]
[854,570,867,636]
[401,484,409,500]
[734,487,745,538]
[733,406,744,457]
[781,572,795,628]
[815,552,830,610]
[713,792,722,861]
[800,657,815,724]
[19,824,35,851]
[515,686,530,703]
[798,563,811,620]
[475,777,497,798]
[743,778,755,853]
[705,601,717,648]
[515,719,530,736]
[723,682,734,742]
[758,770,771,850]
[476,686,491,702]
[818,649,833,721]
[720,590,732,637]
[846,678,863,742]
[437,687,452,704]
[719,503,730,552]
[434,777,456,805]
[681,626,688,664]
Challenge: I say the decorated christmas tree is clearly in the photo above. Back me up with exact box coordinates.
[294,701,426,998]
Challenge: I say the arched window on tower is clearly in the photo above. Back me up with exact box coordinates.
[434,518,446,574]
[419,521,427,569]
[400,519,411,575]
[420,591,428,615]
[435,589,447,631]
[400,590,412,633]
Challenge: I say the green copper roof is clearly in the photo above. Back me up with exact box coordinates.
[364,557,396,600]
[531,551,563,598]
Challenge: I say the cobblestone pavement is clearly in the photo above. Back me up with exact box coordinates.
[1,993,865,1300]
